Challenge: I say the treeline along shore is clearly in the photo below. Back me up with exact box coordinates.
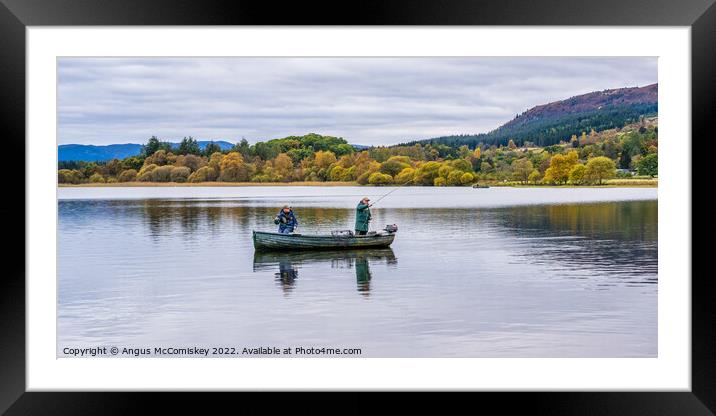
[58,120,658,188]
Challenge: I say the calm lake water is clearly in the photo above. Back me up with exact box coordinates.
[58,186,657,357]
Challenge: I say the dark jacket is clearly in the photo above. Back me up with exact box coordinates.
[354,202,371,232]
[274,209,298,232]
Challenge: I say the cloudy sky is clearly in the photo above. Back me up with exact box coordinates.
[58,57,657,146]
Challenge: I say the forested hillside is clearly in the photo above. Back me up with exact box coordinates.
[406,84,657,148]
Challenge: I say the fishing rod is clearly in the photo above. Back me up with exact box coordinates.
[370,179,413,206]
[364,179,412,233]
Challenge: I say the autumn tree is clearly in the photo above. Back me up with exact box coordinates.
[568,164,586,185]
[413,161,442,186]
[314,150,337,169]
[537,155,551,174]
[58,169,82,184]
[207,152,224,171]
[528,170,541,185]
[356,159,381,185]
[273,153,294,180]
[446,170,464,186]
[80,162,99,179]
[438,164,455,181]
[89,173,105,183]
[588,129,598,144]
[511,158,534,184]
[144,150,169,166]
[459,172,475,185]
[219,152,252,182]
[450,158,473,172]
[395,167,416,184]
[188,166,217,182]
[336,154,355,168]
[170,166,191,182]
[118,169,138,182]
[585,156,616,185]
[176,154,206,172]
[329,166,346,181]
[368,172,393,185]
[352,152,374,178]
[152,165,173,182]
[106,159,122,176]
[380,159,411,177]
[543,150,578,185]
[137,164,158,181]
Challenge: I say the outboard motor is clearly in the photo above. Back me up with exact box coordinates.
[384,224,398,233]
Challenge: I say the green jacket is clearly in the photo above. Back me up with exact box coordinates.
[354,202,372,232]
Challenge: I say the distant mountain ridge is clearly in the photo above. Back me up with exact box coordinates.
[406,83,658,148]
[58,141,234,161]
[502,83,657,131]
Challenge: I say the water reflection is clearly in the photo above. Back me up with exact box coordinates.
[131,200,356,239]
[58,194,657,357]
[496,201,657,241]
[275,258,299,294]
[253,249,397,296]
[355,256,372,295]
[489,202,658,281]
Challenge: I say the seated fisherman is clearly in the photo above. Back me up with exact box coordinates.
[354,197,372,236]
[274,205,299,234]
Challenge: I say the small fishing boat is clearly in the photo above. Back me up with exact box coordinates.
[472,184,490,189]
[253,226,397,251]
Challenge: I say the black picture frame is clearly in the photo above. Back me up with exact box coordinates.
[1,0,712,413]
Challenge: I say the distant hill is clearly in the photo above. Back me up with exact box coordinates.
[58,141,234,161]
[406,83,658,148]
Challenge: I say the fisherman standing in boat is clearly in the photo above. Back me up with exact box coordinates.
[274,205,299,234]
[354,197,372,236]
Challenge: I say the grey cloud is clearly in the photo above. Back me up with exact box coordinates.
[58,57,657,146]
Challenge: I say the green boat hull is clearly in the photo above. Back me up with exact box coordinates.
[252,230,396,251]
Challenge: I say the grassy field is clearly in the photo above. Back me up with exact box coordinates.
[484,178,658,187]
[602,178,659,187]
